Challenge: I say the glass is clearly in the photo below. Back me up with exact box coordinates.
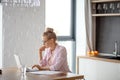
[117,2,120,13]
[21,75,26,80]
[20,65,26,76]
[97,4,102,13]
[103,3,108,13]
[42,38,52,44]
[45,0,71,36]
[109,3,115,13]
[92,4,96,14]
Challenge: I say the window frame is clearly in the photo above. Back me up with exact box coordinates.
[56,0,76,42]
[45,0,76,73]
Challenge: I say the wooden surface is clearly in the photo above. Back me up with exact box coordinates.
[92,0,120,3]
[92,13,120,16]
[0,67,84,80]
[49,73,84,80]
[78,56,120,63]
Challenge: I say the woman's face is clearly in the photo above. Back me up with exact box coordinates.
[42,36,53,48]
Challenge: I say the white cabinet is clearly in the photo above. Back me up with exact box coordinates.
[119,64,120,79]
[79,58,120,80]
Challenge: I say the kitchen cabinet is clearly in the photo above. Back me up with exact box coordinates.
[91,0,120,16]
[78,58,120,80]
[91,0,120,54]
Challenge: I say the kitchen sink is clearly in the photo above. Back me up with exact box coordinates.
[96,55,120,60]
[107,56,120,60]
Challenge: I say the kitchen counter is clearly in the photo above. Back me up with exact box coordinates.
[77,56,120,63]
[77,55,120,80]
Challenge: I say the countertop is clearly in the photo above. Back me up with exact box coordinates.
[77,56,120,63]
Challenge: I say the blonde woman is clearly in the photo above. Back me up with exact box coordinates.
[32,28,70,72]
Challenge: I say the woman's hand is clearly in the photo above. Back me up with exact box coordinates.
[32,65,42,70]
[39,45,46,60]
[39,45,46,52]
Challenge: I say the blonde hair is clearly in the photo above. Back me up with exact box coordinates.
[43,28,57,41]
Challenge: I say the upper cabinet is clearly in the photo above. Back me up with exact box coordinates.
[91,0,120,16]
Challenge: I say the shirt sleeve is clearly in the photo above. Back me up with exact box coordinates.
[39,50,48,66]
[49,47,67,71]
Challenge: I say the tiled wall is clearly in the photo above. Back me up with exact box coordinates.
[0,4,2,68]
[2,0,45,67]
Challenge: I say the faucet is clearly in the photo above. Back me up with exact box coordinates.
[113,41,118,57]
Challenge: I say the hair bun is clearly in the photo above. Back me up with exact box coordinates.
[46,27,54,32]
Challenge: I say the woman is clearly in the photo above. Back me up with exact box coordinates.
[32,28,70,72]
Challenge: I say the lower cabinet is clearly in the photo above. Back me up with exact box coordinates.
[79,58,120,80]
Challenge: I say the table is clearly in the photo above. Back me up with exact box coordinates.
[0,67,84,80]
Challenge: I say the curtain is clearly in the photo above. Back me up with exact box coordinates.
[84,0,96,53]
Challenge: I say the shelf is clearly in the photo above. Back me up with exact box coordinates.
[92,0,120,3]
[92,13,120,16]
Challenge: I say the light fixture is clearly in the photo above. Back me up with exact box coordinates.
[0,0,40,7]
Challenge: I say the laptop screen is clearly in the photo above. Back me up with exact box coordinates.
[14,54,22,67]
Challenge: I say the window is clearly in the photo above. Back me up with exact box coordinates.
[45,0,71,37]
[45,0,76,72]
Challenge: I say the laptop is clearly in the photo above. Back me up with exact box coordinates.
[14,54,38,72]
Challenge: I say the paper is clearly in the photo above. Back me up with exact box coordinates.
[29,71,63,75]
[26,67,39,72]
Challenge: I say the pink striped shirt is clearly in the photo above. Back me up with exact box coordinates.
[39,44,71,72]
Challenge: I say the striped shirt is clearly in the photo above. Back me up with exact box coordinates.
[39,44,71,72]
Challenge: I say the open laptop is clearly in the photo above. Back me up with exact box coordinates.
[14,54,38,72]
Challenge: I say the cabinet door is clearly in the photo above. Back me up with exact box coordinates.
[119,64,120,79]
[79,59,98,80]
[96,60,120,80]
[79,58,120,80]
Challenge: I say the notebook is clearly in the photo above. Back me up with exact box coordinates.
[29,71,63,75]
[14,54,38,72]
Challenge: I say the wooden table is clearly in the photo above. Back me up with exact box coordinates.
[0,67,84,80]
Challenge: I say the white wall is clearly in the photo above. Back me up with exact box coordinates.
[0,4,2,68]
[2,0,45,67]
[76,0,86,56]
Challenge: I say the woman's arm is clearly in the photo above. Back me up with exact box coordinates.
[38,45,48,67]
[32,46,48,70]
[39,45,46,60]
[39,51,42,61]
